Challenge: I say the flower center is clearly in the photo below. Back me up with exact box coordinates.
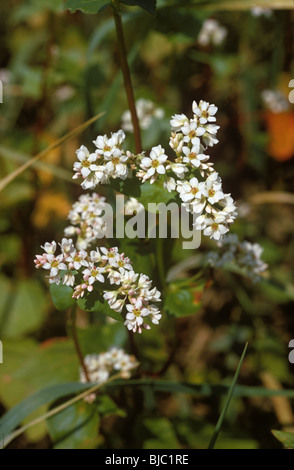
[191,187,198,195]
[112,157,120,165]
[151,159,159,168]
[189,130,196,138]
[189,152,197,160]
[208,189,215,198]
[211,222,219,231]
[103,144,111,152]
[133,308,141,317]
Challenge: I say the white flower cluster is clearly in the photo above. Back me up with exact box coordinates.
[80,347,139,384]
[168,101,237,241]
[73,130,134,190]
[261,89,290,113]
[197,19,227,47]
[121,98,164,132]
[72,100,237,241]
[64,193,107,250]
[251,6,272,17]
[34,240,162,334]
[80,347,139,402]
[206,234,268,282]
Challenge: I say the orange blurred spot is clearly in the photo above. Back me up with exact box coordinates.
[40,337,68,349]
[265,111,294,161]
[32,191,71,228]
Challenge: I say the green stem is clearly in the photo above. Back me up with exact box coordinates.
[112,0,142,154]
[156,236,166,290]
[2,373,123,449]
[71,305,90,382]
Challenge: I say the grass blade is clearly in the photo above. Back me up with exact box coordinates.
[0,111,104,192]
[208,342,248,449]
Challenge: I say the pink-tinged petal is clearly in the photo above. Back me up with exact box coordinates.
[126,312,135,320]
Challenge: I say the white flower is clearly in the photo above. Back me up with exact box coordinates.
[122,98,164,132]
[169,162,187,178]
[83,264,105,284]
[43,254,67,277]
[93,130,125,157]
[163,176,176,192]
[124,299,149,334]
[140,145,168,180]
[67,250,89,270]
[124,197,144,215]
[193,100,218,125]
[251,6,272,17]
[181,120,205,145]
[177,177,208,203]
[100,247,119,267]
[73,146,99,179]
[170,113,188,131]
[205,172,224,204]
[182,143,209,168]
[41,241,57,255]
[203,215,228,240]
[198,19,227,46]
[261,89,290,113]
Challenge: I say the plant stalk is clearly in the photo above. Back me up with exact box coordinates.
[71,305,90,382]
[112,0,142,154]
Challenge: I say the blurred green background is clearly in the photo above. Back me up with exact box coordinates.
[0,0,294,449]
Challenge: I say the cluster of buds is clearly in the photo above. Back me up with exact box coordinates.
[206,234,268,282]
[34,240,162,334]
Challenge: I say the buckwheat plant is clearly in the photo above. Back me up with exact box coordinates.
[72,100,238,242]
[206,234,268,283]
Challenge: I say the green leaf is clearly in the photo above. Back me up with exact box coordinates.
[143,417,180,449]
[77,290,124,322]
[50,283,75,311]
[64,0,111,14]
[0,382,91,439]
[47,400,100,449]
[0,279,48,338]
[96,395,126,417]
[272,430,294,449]
[121,0,156,15]
[139,181,177,208]
[112,177,177,209]
[75,323,127,355]
[164,282,203,317]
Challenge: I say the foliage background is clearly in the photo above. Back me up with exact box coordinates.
[0,0,294,449]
